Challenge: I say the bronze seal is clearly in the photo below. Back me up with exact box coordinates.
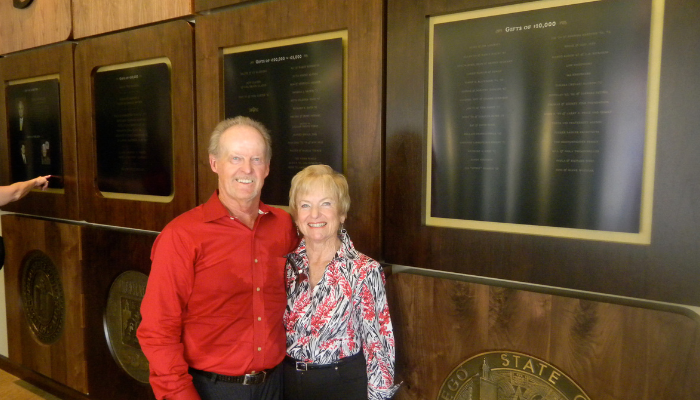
[20,250,65,345]
[438,351,590,400]
[104,271,150,383]
[13,0,35,9]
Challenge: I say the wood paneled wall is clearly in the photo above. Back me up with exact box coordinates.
[385,0,700,306]
[195,0,385,258]
[387,271,700,400]
[0,0,71,55]
[2,215,87,394]
[72,0,192,39]
[74,21,197,232]
[0,43,79,220]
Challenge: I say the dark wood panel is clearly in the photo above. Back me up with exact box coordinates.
[82,226,157,400]
[0,43,79,220]
[0,0,71,55]
[385,0,700,305]
[195,0,384,258]
[0,355,90,400]
[1,215,87,394]
[75,21,197,232]
[386,272,700,400]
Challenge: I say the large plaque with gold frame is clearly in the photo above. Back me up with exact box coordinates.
[94,59,173,199]
[426,0,663,244]
[223,32,346,206]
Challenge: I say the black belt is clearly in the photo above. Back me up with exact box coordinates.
[285,351,364,371]
[189,367,271,385]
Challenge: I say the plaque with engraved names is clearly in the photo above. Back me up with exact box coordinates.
[5,78,64,188]
[20,250,65,345]
[224,33,345,206]
[104,271,149,383]
[94,60,173,197]
[427,0,661,242]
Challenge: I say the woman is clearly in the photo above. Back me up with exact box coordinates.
[283,165,399,400]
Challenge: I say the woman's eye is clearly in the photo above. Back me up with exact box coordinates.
[300,204,310,208]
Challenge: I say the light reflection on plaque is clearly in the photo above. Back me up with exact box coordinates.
[94,59,173,199]
[5,77,64,189]
[426,0,662,243]
[223,32,345,206]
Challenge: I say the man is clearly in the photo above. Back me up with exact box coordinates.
[137,116,298,400]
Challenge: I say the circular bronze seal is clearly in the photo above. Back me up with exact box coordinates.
[104,271,150,383]
[437,351,590,400]
[13,0,35,9]
[20,250,65,345]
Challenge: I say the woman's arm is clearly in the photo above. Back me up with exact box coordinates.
[0,175,50,207]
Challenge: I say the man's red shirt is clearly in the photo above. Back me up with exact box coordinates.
[137,192,298,399]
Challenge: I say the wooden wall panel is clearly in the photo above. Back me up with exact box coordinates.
[195,0,385,258]
[82,226,156,400]
[0,0,71,55]
[0,43,79,220]
[385,0,700,305]
[1,214,87,394]
[387,271,700,400]
[75,21,197,232]
[72,0,192,39]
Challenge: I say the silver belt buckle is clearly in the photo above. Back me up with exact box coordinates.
[295,361,308,371]
[242,371,265,385]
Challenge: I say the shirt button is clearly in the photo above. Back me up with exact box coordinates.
[258,347,262,351]
[254,259,258,263]
[258,317,262,321]
[257,287,261,291]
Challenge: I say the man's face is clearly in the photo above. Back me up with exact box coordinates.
[18,102,24,118]
[209,125,270,207]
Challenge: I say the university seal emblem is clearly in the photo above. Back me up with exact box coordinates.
[438,351,590,400]
[104,271,150,383]
[20,250,65,345]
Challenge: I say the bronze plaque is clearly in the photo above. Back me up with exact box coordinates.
[438,351,590,400]
[94,59,173,197]
[20,250,65,345]
[104,271,149,383]
[223,33,345,206]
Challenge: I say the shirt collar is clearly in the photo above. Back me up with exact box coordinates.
[202,190,270,222]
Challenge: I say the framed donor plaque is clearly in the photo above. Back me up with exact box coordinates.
[223,32,346,206]
[426,0,663,244]
[5,77,64,189]
[94,59,173,200]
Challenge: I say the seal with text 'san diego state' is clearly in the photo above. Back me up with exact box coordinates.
[438,351,590,400]
[104,270,150,383]
[20,250,65,345]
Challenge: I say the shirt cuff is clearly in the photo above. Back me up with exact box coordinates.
[369,383,401,400]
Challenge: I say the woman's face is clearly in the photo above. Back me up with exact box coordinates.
[295,182,345,245]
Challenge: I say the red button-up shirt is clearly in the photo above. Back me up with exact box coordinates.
[137,192,298,400]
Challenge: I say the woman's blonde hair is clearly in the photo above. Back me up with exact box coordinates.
[289,164,350,220]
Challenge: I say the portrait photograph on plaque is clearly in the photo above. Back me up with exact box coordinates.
[93,58,173,200]
[223,32,346,206]
[5,76,64,189]
[426,0,663,243]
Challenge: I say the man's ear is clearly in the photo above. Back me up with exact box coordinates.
[209,154,218,173]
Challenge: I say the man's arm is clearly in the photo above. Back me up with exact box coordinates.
[0,175,50,207]
[137,227,201,400]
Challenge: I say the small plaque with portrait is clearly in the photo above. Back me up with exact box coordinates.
[223,33,345,206]
[5,77,64,189]
[93,59,173,198]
